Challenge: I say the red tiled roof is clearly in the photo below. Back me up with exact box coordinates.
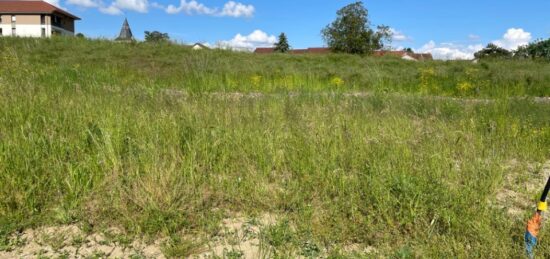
[0,1,80,19]
[254,47,275,54]
[411,53,433,60]
[253,47,433,60]
[307,48,331,54]
[289,49,308,54]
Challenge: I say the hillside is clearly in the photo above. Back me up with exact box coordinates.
[1,37,550,96]
[1,37,550,258]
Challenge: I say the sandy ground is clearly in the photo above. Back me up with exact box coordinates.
[3,156,546,258]
[0,225,165,259]
[496,160,550,219]
[0,214,287,259]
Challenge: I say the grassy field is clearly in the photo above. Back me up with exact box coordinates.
[1,37,550,258]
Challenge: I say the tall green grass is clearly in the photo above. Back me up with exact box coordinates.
[1,37,550,96]
[1,37,550,257]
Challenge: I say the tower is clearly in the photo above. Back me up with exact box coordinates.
[116,18,134,41]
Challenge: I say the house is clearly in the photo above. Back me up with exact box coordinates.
[253,47,433,60]
[115,18,133,42]
[254,47,276,54]
[191,43,209,50]
[0,0,80,37]
[254,47,330,54]
[373,50,433,61]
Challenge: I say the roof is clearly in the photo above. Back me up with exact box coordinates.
[307,48,331,54]
[253,47,433,60]
[116,18,133,41]
[289,49,308,54]
[254,47,275,54]
[411,53,433,60]
[254,47,331,54]
[374,50,433,61]
[0,1,80,20]
[192,43,210,49]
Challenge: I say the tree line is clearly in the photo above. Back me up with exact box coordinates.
[475,40,550,60]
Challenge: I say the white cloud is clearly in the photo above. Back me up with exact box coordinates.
[99,4,123,15]
[390,28,410,42]
[166,0,215,15]
[492,28,531,50]
[150,2,165,9]
[165,0,254,18]
[66,0,99,8]
[468,34,480,40]
[220,1,254,18]
[112,0,149,13]
[417,40,483,60]
[219,30,276,51]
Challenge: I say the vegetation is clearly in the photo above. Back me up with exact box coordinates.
[0,37,550,257]
[475,39,550,60]
[475,43,512,59]
[516,38,550,60]
[144,30,170,43]
[322,1,391,54]
[274,33,290,53]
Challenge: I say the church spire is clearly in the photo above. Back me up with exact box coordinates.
[116,18,134,41]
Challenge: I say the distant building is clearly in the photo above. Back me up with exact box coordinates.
[0,0,80,37]
[372,50,433,61]
[253,47,433,61]
[191,43,209,50]
[116,18,134,42]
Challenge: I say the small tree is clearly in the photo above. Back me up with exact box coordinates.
[404,47,414,54]
[474,43,511,59]
[75,33,85,38]
[322,1,391,54]
[514,39,550,60]
[144,31,170,43]
[274,33,290,53]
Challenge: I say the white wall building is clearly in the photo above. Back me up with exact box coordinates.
[0,1,80,38]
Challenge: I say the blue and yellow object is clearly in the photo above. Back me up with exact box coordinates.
[525,177,550,259]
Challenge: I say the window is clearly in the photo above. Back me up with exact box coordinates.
[41,15,45,25]
[42,28,46,37]
[12,28,15,36]
[11,15,16,22]
[0,28,2,36]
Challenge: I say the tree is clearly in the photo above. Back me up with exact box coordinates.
[274,33,290,53]
[75,33,85,38]
[474,43,511,59]
[144,31,170,43]
[514,39,550,60]
[322,1,391,54]
[404,47,414,54]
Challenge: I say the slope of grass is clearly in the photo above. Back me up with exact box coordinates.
[1,36,550,96]
[1,37,550,257]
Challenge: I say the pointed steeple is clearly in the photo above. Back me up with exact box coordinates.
[116,18,134,41]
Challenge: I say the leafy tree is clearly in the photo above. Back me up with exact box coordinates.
[514,39,550,60]
[274,33,290,53]
[322,1,391,54]
[144,31,170,43]
[474,43,512,59]
[404,47,414,54]
[75,33,85,38]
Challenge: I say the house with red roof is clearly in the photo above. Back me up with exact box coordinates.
[0,0,80,37]
[254,47,433,61]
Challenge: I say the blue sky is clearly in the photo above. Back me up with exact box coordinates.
[50,0,550,59]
